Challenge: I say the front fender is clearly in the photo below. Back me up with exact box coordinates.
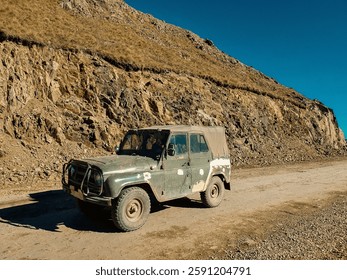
[104,171,154,198]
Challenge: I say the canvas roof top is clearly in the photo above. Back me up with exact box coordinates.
[136,125,229,158]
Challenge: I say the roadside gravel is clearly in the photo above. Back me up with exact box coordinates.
[223,192,347,260]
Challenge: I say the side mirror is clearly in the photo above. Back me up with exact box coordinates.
[167,143,176,156]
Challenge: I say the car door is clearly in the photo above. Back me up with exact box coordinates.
[163,133,192,199]
[189,133,212,192]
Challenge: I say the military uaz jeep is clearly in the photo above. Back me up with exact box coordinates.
[62,125,231,231]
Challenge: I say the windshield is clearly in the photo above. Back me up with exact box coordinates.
[118,129,169,160]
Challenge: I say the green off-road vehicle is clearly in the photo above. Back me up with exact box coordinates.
[62,125,231,231]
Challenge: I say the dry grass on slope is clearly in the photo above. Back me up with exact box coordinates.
[1,1,148,64]
[0,0,298,101]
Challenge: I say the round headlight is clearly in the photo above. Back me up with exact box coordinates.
[69,166,75,177]
[94,172,103,186]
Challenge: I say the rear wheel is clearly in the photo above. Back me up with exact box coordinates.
[111,187,151,232]
[200,176,225,208]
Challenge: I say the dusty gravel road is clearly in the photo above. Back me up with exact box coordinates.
[0,158,346,260]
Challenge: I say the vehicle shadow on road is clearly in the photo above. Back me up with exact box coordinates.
[165,197,205,209]
[151,197,205,213]
[0,190,116,233]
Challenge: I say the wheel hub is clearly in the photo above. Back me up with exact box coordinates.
[126,199,143,221]
[211,185,219,198]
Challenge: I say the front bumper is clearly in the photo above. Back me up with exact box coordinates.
[63,184,112,207]
[62,160,112,207]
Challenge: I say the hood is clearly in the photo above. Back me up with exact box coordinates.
[81,155,156,175]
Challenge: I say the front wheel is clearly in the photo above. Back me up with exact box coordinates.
[200,176,225,208]
[111,187,151,232]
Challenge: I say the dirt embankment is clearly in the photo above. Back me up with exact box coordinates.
[0,158,346,260]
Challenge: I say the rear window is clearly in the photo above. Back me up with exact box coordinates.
[190,134,209,153]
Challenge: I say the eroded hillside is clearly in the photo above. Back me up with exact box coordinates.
[0,0,346,193]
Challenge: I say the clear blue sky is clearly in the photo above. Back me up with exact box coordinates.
[125,0,347,137]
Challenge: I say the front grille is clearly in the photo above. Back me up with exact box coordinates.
[63,160,104,196]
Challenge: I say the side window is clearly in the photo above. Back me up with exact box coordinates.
[169,134,187,155]
[190,134,209,153]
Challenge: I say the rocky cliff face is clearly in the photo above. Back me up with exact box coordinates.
[0,0,345,192]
